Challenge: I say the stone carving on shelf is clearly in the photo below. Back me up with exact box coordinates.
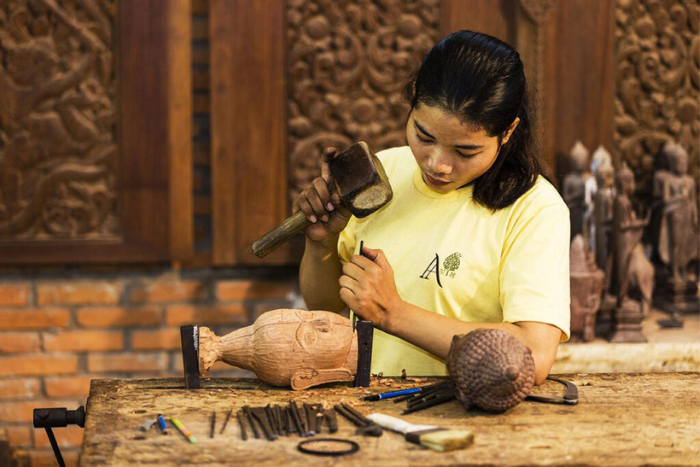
[650,141,699,313]
[198,309,358,390]
[586,145,613,252]
[590,154,617,336]
[569,234,605,343]
[608,163,653,343]
[614,0,699,212]
[592,157,616,281]
[286,0,440,202]
[0,0,118,240]
[562,141,590,240]
[649,140,674,259]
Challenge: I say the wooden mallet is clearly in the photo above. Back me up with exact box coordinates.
[252,142,393,258]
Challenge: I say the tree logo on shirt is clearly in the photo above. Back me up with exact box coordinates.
[442,252,462,278]
[419,252,462,287]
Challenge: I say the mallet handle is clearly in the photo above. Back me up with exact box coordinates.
[252,210,311,258]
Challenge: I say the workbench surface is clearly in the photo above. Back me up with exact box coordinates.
[80,372,699,466]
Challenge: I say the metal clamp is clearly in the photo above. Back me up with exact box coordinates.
[33,406,86,467]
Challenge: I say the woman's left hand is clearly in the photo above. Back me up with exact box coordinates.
[338,245,402,331]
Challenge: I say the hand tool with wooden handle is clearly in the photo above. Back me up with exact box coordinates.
[252,142,393,258]
[366,413,474,452]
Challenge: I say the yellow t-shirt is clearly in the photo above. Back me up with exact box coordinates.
[338,146,571,376]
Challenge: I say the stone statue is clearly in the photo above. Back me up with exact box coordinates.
[198,309,358,390]
[649,141,673,262]
[651,142,699,313]
[608,164,653,343]
[591,156,618,335]
[562,141,590,239]
[612,164,654,312]
[586,146,613,252]
[593,159,616,282]
[657,143,698,280]
[569,234,605,342]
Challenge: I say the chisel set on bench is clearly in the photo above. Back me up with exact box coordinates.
[231,402,381,441]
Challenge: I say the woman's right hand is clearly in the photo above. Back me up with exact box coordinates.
[293,147,352,244]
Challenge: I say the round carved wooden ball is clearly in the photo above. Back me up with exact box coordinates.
[447,329,535,413]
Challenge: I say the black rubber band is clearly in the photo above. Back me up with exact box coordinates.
[297,438,360,456]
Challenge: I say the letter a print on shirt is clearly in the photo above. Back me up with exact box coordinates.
[419,254,443,288]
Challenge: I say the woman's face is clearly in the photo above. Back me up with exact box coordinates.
[406,104,517,194]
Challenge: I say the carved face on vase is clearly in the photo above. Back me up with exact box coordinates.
[281,309,355,363]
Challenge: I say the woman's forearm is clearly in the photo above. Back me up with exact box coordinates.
[299,238,346,312]
[386,302,561,385]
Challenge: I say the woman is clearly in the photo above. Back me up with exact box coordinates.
[296,30,570,385]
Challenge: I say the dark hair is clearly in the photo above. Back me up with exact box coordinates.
[405,30,542,210]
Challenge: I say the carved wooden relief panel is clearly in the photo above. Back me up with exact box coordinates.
[286,0,441,202]
[0,0,118,241]
[614,0,699,204]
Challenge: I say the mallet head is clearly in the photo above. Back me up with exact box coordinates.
[328,141,393,218]
[251,141,392,258]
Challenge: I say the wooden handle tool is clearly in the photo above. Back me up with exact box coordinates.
[366,413,474,452]
[252,142,392,258]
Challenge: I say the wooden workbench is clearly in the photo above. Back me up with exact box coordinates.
[80,373,700,466]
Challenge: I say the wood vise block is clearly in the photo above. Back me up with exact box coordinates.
[354,320,373,387]
[180,325,200,389]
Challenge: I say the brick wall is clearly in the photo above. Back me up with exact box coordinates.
[0,268,300,466]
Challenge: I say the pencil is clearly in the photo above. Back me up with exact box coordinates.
[170,416,197,444]
[362,387,422,401]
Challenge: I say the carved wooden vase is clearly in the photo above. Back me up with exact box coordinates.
[447,329,535,413]
[198,309,358,390]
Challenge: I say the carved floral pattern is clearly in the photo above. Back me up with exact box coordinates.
[614,0,699,205]
[0,0,118,240]
[286,0,440,202]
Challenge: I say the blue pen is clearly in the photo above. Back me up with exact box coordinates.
[157,414,168,434]
[361,387,422,401]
